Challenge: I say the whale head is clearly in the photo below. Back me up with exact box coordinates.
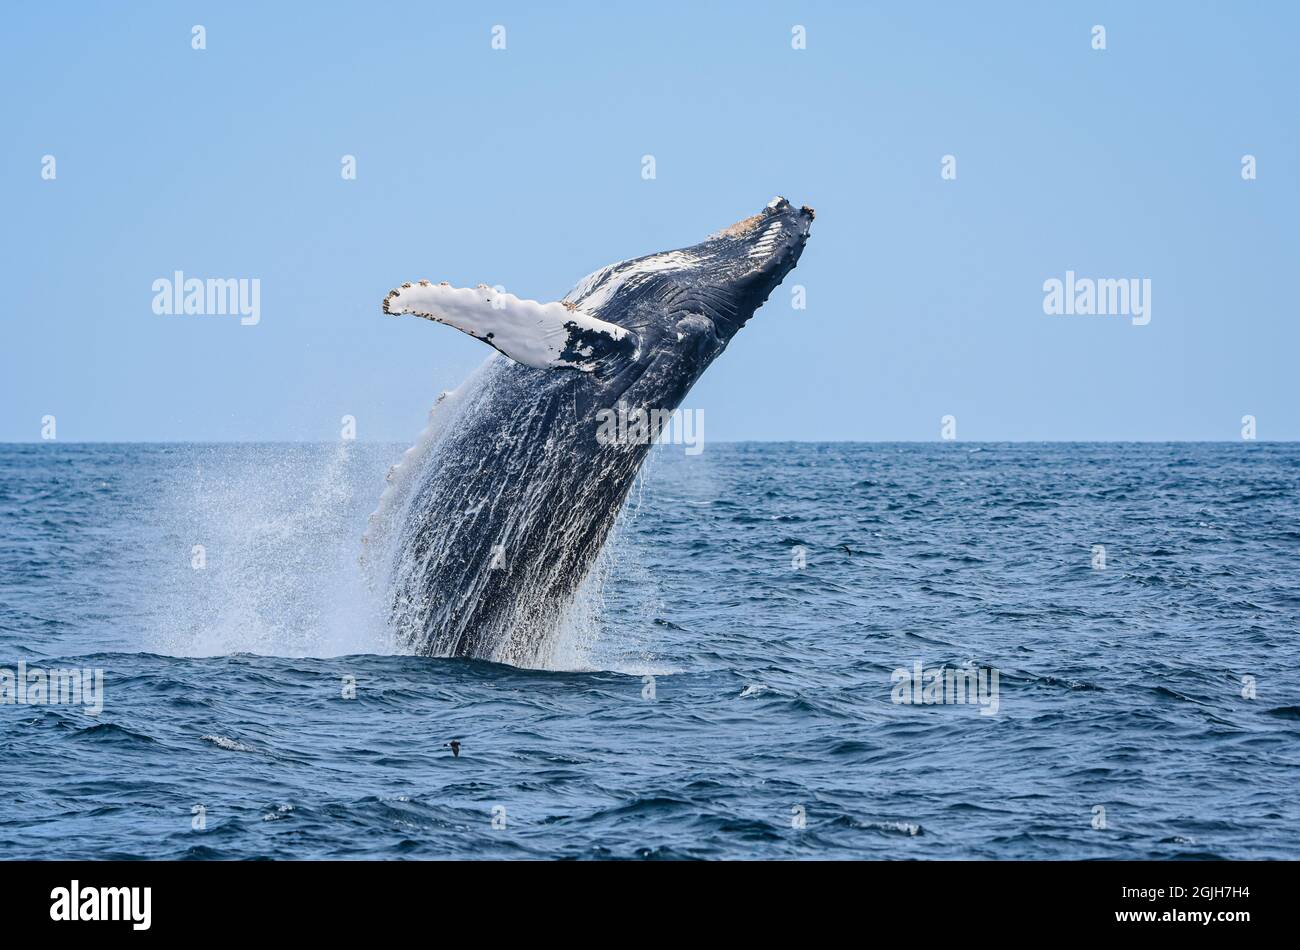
[565,196,814,351]
[555,197,814,414]
[694,196,815,338]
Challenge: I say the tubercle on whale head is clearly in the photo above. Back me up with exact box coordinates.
[754,196,815,255]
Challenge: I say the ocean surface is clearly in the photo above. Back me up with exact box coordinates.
[1,441,1297,860]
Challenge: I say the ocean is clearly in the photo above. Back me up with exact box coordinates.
[1,441,1297,859]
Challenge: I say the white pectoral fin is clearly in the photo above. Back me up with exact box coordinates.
[383,281,636,372]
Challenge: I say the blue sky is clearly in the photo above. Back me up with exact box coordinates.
[2,1,1297,441]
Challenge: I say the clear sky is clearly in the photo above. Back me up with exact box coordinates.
[2,1,1296,442]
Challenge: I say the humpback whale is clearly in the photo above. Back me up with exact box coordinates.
[368,197,813,665]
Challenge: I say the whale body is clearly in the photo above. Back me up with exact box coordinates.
[369,197,813,665]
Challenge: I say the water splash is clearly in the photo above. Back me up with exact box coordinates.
[146,441,395,658]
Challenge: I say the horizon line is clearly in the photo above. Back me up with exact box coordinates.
[2,439,1295,447]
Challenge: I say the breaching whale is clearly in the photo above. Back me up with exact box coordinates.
[368,197,813,665]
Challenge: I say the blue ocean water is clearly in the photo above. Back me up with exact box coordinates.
[0,441,1297,860]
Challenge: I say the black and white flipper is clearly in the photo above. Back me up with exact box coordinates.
[383,281,637,373]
